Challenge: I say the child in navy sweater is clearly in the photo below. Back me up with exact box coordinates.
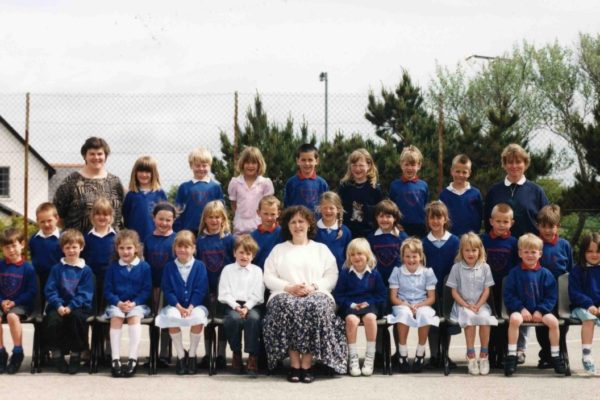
[174,147,224,234]
[103,230,152,377]
[196,200,234,367]
[421,201,460,367]
[389,145,428,238]
[250,196,282,269]
[569,233,600,375]
[481,203,518,367]
[338,148,383,238]
[82,197,117,299]
[0,228,38,374]
[334,238,386,376]
[29,202,62,304]
[315,192,352,270]
[439,154,482,236]
[155,230,209,375]
[484,143,549,238]
[123,156,167,243]
[44,229,95,374]
[536,204,573,368]
[503,233,565,376]
[283,143,329,213]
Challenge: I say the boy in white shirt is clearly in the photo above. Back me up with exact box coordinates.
[218,234,264,376]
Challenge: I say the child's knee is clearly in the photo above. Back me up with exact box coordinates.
[191,324,204,334]
[6,313,20,325]
[345,315,359,327]
[543,314,559,328]
[509,313,523,326]
[362,313,376,323]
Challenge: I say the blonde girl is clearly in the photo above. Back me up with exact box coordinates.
[334,238,386,376]
[338,148,383,238]
[155,230,209,375]
[387,238,439,373]
[315,192,352,270]
[103,229,152,377]
[227,146,274,236]
[196,200,234,368]
[446,233,498,375]
[123,156,167,242]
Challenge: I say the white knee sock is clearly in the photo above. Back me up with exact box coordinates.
[416,344,426,357]
[189,333,202,357]
[170,331,185,359]
[128,323,142,360]
[399,345,408,357]
[551,346,560,357]
[110,329,121,361]
[348,343,357,356]
[366,341,376,356]
[583,344,593,361]
[508,344,517,356]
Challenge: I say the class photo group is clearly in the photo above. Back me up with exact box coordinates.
[1,136,598,383]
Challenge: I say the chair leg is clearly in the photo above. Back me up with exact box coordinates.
[441,329,450,376]
[560,325,571,376]
[206,325,215,376]
[30,323,39,374]
[384,326,391,375]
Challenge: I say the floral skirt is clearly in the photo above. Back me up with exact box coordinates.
[263,292,348,374]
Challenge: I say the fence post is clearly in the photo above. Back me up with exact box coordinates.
[437,95,444,195]
[24,92,30,258]
[234,91,239,166]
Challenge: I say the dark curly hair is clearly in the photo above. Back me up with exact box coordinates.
[279,206,316,241]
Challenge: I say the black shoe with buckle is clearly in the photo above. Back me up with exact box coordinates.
[175,357,188,375]
[111,359,123,377]
[412,355,425,373]
[188,356,198,375]
[6,352,24,374]
[287,367,301,383]
[301,367,315,383]
[68,354,81,375]
[552,356,566,374]
[123,359,138,378]
[398,355,411,374]
[504,355,517,376]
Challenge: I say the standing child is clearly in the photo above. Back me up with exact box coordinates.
[0,228,38,374]
[338,148,383,238]
[155,230,209,375]
[174,147,224,234]
[387,238,439,373]
[228,146,274,236]
[29,202,63,303]
[422,201,460,367]
[481,203,518,367]
[439,154,483,236]
[503,233,565,376]
[536,204,573,368]
[569,233,600,375]
[195,200,235,368]
[334,238,386,376]
[103,230,152,377]
[283,143,329,213]
[367,200,408,285]
[123,156,167,243]
[315,192,352,270]
[143,202,177,365]
[389,145,429,237]
[250,196,282,269]
[44,229,95,374]
[484,143,549,238]
[446,233,498,375]
[218,235,265,376]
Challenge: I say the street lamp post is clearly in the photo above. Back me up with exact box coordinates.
[319,72,328,142]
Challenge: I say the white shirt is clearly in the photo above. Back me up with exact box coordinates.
[35,228,60,239]
[218,262,265,310]
[61,257,86,268]
[374,227,401,237]
[175,258,194,283]
[427,231,451,249]
[317,219,339,232]
[504,175,526,186]
[192,176,212,184]
[88,227,117,238]
[446,182,471,196]
[119,257,141,272]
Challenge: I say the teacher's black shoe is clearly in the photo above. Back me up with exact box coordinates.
[68,353,81,375]
[301,368,315,383]
[287,367,301,383]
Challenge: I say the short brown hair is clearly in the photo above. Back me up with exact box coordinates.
[35,202,58,218]
[373,200,403,231]
[399,145,423,165]
[279,206,316,241]
[234,234,259,256]
[537,204,561,227]
[491,203,514,219]
[518,233,543,251]
[258,195,281,211]
[0,228,24,247]
[425,201,451,231]
[501,143,530,169]
[60,229,85,248]
[579,233,600,266]
[80,137,110,158]
[451,154,472,170]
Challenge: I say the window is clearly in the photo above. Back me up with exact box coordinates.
[0,167,9,197]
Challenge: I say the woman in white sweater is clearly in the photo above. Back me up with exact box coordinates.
[263,205,347,383]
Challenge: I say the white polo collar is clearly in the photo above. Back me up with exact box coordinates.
[400,265,425,275]
[427,231,451,242]
[36,228,60,239]
[349,265,372,277]
[119,257,141,267]
[317,219,339,230]
[61,257,86,268]
[504,175,526,186]
[460,260,482,270]
[192,176,212,184]
[89,227,116,238]
[447,182,471,195]
[374,227,400,237]
[175,258,194,269]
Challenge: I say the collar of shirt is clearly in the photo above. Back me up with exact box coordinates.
[504,175,527,186]
[447,182,471,195]
[317,219,339,231]
[175,258,194,269]
[35,228,60,239]
[427,231,451,243]
[521,261,541,271]
[234,262,252,271]
[296,171,317,180]
[119,257,141,267]
[401,176,418,183]
[400,265,425,275]
[192,176,212,184]
[61,257,86,268]
[349,265,372,279]
[4,257,24,266]
[89,227,116,238]
[489,230,511,240]
[257,224,278,234]
[460,260,482,270]
[543,234,559,246]
[374,227,400,237]
[586,263,600,268]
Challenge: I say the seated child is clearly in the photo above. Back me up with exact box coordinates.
[0,228,38,374]
[218,235,265,376]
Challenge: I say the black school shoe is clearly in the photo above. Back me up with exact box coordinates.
[175,357,188,375]
[0,351,8,374]
[111,360,123,377]
[187,356,198,375]
[6,352,24,374]
[398,355,411,374]
[54,356,68,374]
[123,359,138,377]
[412,355,425,373]
[68,354,81,375]
[552,356,566,374]
[504,355,517,376]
